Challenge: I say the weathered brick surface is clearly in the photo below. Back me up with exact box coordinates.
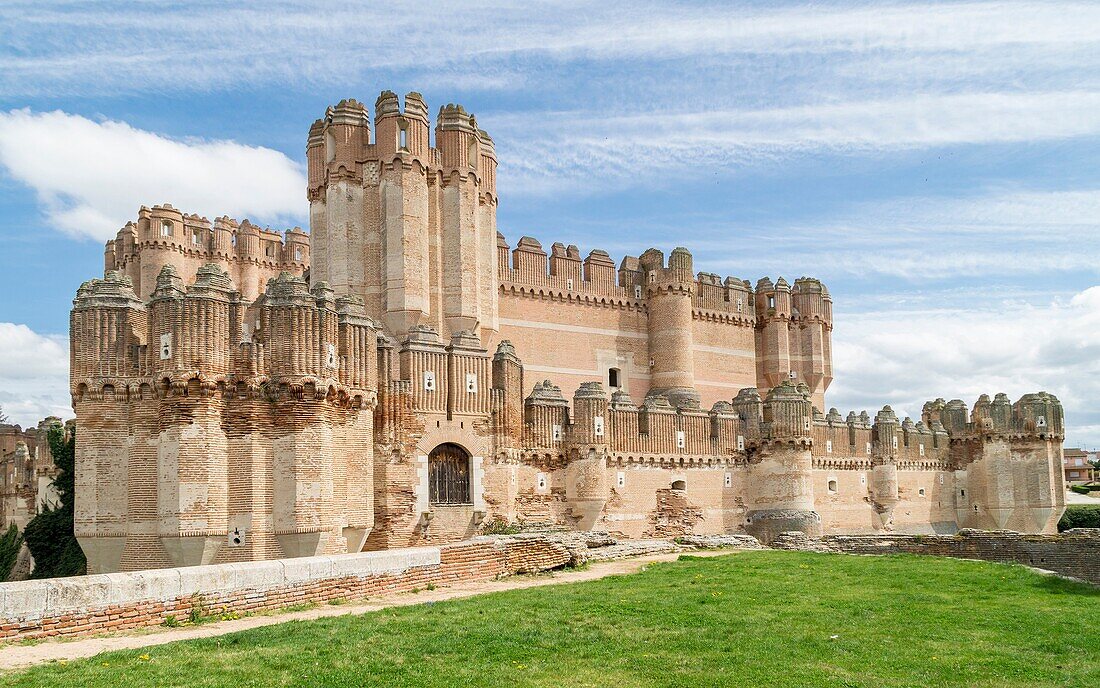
[0,538,566,642]
[68,89,1069,575]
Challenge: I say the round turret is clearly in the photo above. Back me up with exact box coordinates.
[641,247,698,409]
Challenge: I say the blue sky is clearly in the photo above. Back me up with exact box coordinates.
[0,1,1098,446]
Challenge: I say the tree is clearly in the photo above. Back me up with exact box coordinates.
[22,423,86,578]
[0,404,8,424]
[0,524,22,581]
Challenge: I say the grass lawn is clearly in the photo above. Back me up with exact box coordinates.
[8,551,1099,687]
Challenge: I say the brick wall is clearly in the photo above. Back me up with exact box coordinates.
[818,529,1100,584]
[0,537,566,642]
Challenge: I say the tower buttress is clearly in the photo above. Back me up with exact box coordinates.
[755,276,792,397]
[641,247,698,409]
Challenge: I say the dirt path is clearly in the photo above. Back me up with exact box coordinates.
[0,549,738,672]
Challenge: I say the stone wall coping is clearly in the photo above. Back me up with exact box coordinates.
[0,546,443,622]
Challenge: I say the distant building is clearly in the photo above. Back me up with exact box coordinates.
[0,418,63,531]
[1063,448,1097,484]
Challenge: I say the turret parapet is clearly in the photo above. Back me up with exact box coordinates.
[402,92,428,122]
[918,391,1065,440]
[731,387,764,435]
[493,340,521,365]
[874,405,900,426]
[261,271,313,307]
[448,329,484,352]
[755,275,793,320]
[791,277,832,325]
[610,389,636,410]
[151,264,186,300]
[642,393,675,411]
[190,263,235,296]
[402,324,444,347]
[73,270,144,310]
[374,91,400,118]
[574,381,608,401]
[436,102,477,132]
[335,295,373,325]
[710,400,736,415]
[668,247,693,280]
[107,204,308,302]
[500,233,760,317]
[761,380,813,440]
[329,98,370,126]
[525,379,568,407]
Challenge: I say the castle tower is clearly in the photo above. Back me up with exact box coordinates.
[755,276,793,397]
[436,103,499,339]
[790,278,833,410]
[566,382,610,529]
[491,340,524,447]
[743,380,820,544]
[70,271,147,573]
[641,247,699,409]
[306,92,499,345]
[306,98,371,301]
[871,405,901,531]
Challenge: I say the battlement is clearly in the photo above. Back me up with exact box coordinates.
[70,265,378,405]
[306,90,497,202]
[921,392,1065,439]
[104,204,308,302]
[496,233,817,321]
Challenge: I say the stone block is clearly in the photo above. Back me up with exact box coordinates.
[307,556,336,581]
[46,575,116,615]
[0,579,51,621]
[229,561,284,592]
[179,563,235,598]
[329,553,373,579]
[113,567,182,603]
[280,557,314,585]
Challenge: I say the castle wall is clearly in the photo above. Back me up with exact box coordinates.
[106,204,307,302]
[69,90,1067,575]
[497,287,651,402]
[71,268,379,574]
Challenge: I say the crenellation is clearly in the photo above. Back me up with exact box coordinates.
[70,88,1067,572]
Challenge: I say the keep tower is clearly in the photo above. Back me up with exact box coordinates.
[306,92,499,344]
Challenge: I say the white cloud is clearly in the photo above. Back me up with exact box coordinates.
[828,286,1100,448]
[0,2,1097,96]
[0,109,307,241]
[540,187,1100,283]
[495,91,1100,194]
[0,323,70,428]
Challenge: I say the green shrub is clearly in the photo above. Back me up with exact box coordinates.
[480,518,521,535]
[1058,504,1100,531]
[1071,485,1091,494]
[0,523,23,581]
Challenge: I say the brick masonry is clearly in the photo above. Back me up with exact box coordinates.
[70,88,1068,573]
[0,537,570,642]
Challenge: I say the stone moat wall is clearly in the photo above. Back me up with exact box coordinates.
[775,529,1100,584]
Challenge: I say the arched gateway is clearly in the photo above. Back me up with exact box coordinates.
[428,443,472,505]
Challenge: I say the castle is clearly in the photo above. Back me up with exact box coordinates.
[0,418,61,532]
[71,91,1067,574]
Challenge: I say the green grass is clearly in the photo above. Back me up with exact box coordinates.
[8,551,1099,687]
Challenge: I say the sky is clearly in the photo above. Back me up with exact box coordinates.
[0,0,1098,447]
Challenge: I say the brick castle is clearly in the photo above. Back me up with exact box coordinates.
[70,91,1067,573]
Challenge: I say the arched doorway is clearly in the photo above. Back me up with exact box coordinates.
[428,443,471,505]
